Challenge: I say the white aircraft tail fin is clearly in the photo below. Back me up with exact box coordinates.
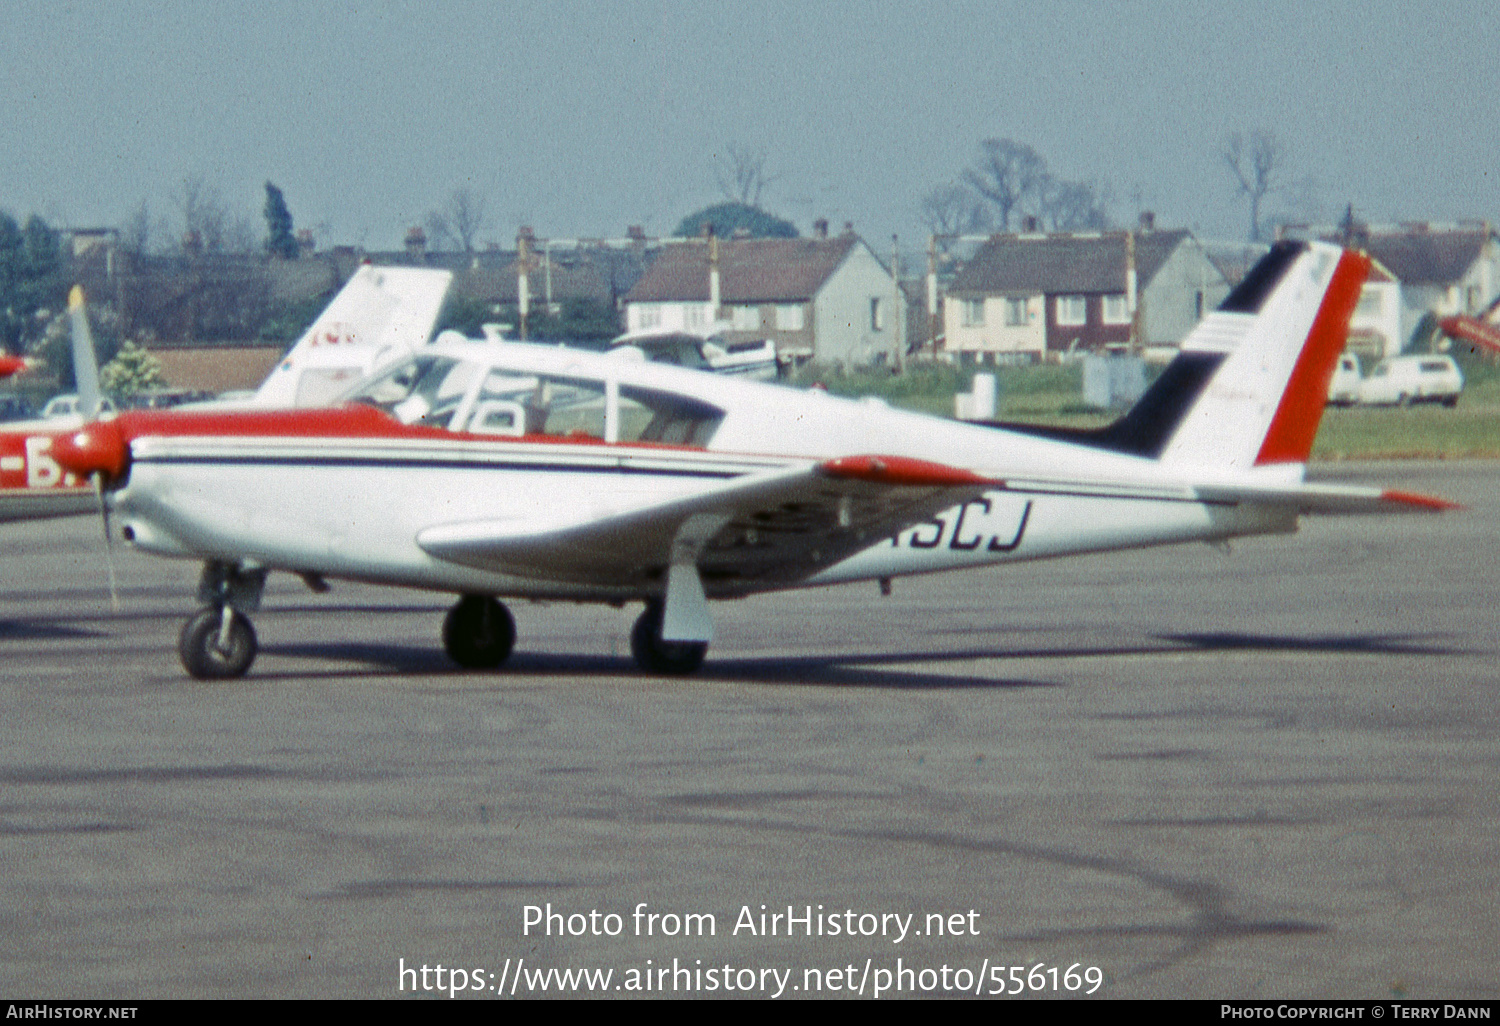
[1154,240,1368,474]
[250,265,452,407]
[993,241,1368,477]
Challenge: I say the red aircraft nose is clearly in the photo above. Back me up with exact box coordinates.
[51,420,129,481]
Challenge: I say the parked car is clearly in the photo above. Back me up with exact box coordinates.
[118,388,217,410]
[1326,353,1362,406]
[0,394,37,422]
[1359,355,1464,407]
[39,394,117,419]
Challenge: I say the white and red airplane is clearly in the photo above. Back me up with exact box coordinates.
[0,267,450,525]
[52,240,1456,678]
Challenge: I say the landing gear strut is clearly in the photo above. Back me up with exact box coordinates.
[631,600,708,675]
[443,595,516,669]
[179,561,267,680]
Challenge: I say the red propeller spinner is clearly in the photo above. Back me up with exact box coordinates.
[51,419,130,482]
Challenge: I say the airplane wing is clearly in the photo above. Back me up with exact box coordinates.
[415,454,997,589]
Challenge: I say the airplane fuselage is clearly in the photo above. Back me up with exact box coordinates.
[0,418,96,523]
[102,343,1296,602]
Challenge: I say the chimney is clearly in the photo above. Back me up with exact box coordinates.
[1138,211,1155,232]
[404,226,427,262]
[516,227,533,338]
[182,230,202,257]
[1021,216,1039,233]
[842,221,854,237]
[627,224,646,252]
[296,229,315,256]
[814,218,828,239]
[708,229,721,311]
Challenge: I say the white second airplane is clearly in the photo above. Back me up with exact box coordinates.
[53,241,1455,678]
[1,266,451,525]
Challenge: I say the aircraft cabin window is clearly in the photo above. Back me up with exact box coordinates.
[617,386,724,447]
[470,370,607,440]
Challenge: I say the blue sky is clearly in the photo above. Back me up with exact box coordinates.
[2,0,1494,251]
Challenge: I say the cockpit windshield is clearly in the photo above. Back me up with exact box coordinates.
[347,356,478,429]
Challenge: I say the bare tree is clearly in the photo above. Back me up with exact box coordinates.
[426,187,486,254]
[1224,130,1283,242]
[424,211,455,253]
[177,176,235,253]
[447,187,486,254]
[964,138,1049,231]
[120,200,152,256]
[1039,178,1112,231]
[714,145,777,209]
[919,182,992,236]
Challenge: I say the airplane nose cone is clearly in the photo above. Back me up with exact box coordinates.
[51,420,129,481]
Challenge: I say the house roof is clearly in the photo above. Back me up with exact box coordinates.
[625,235,862,304]
[948,229,1195,296]
[1353,226,1493,287]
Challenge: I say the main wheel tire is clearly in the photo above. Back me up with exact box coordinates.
[179,607,257,680]
[443,596,516,669]
[630,602,708,675]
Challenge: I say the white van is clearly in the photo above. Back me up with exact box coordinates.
[1327,354,1362,406]
[1359,355,1464,407]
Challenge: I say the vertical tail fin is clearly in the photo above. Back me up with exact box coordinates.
[68,285,105,417]
[1155,240,1369,474]
[251,265,453,408]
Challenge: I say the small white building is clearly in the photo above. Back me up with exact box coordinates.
[624,227,904,367]
[1356,223,1500,350]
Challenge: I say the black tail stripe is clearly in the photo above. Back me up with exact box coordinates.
[979,351,1225,459]
[1219,240,1307,314]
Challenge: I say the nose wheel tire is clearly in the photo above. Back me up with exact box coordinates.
[179,607,258,679]
[443,596,516,669]
[631,602,708,675]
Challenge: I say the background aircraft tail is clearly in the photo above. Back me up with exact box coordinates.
[250,265,452,408]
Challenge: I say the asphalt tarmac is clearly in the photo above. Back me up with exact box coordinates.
[1,460,1496,1000]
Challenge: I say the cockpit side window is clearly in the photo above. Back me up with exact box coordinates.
[618,386,724,447]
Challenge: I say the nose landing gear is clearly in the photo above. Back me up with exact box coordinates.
[179,606,258,679]
[179,561,267,679]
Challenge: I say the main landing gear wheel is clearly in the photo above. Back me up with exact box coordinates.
[631,601,708,676]
[443,595,516,669]
[179,607,258,680]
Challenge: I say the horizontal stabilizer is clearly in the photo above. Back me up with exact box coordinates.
[1193,481,1461,515]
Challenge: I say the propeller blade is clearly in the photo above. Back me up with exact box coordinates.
[68,285,103,419]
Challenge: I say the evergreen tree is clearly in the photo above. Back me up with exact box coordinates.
[100,340,164,396]
[672,202,797,239]
[0,212,65,352]
[263,182,298,259]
